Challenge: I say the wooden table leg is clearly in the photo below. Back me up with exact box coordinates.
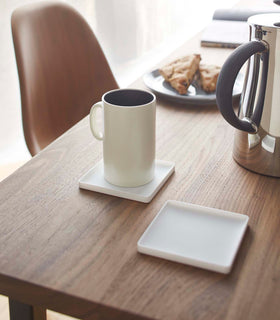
[9,298,46,320]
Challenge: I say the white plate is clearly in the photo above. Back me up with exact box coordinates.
[79,160,175,203]
[138,200,249,273]
[143,70,244,105]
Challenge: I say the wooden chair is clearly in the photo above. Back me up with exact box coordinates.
[12,2,118,156]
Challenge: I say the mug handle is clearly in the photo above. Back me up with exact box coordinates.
[216,41,268,133]
[90,102,103,140]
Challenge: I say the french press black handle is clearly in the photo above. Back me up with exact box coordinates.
[216,41,267,133]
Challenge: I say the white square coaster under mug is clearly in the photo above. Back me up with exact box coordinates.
[79,88,175,202]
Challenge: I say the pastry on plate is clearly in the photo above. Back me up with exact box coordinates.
[199,64,221,93]
[159,54,201,95]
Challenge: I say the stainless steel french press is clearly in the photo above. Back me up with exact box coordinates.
[216,14,280,177]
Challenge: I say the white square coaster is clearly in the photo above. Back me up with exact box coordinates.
[138,200,249,273]
[79,160,175,203]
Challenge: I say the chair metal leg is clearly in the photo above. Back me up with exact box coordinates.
[9,298,46,320]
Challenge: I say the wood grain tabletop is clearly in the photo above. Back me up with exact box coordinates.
[0,23,280,320]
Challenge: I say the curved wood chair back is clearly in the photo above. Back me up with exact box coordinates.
[12,2,118,156]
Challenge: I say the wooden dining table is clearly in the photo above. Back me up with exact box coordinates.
[1,15,280,320]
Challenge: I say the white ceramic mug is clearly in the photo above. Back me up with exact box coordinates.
[90,88,156,187]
